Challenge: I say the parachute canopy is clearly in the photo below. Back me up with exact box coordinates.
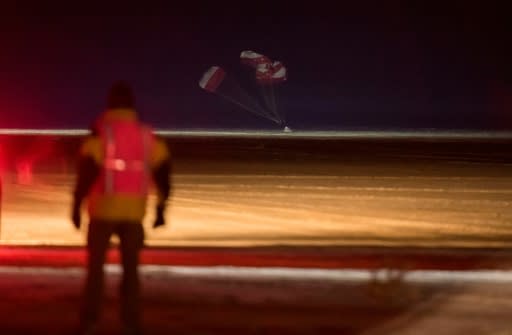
[256,61,287,85]
[198,65,279,124]
[199,50,288,127]
[198,66,226,93]
[240,50,287,125]
[240,50,271,68]
[241,51,287,85]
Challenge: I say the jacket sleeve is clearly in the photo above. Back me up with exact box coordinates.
[152,158,171,208]
[73,156,101,208]
[72,138,101,209]
[151,138,172,208]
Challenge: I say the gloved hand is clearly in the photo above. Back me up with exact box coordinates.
[153,204,166,229]
[71,203,81,230]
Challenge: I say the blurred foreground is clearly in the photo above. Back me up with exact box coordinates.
[1,246,512,334]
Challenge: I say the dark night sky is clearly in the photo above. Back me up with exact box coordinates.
[0,3,510,131]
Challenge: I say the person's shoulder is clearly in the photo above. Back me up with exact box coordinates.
[153,135,170,154]
[80,135,102,160]
[151,135,171,163]
[138,122,170,163]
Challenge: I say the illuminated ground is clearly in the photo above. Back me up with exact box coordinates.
[0,137,511,333]
[1,139,511,247]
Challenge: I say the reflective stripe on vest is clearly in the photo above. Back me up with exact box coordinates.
[99,121,152,196]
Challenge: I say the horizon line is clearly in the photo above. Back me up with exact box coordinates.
[0,128,511,140]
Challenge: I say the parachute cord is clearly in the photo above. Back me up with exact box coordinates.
[273,86,284,126]
[218,75,280,124]
[269,84,280,124]
[217,92,280,124]
[259,85,273,115]
[260,85,282,124]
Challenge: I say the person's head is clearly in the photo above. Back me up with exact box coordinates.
[106,80,135,109]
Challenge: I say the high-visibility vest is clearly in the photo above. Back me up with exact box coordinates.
[91,119,153,197]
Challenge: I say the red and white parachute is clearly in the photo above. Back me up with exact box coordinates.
[255,61,287,84]
[240,50,271,68]
[198,50,288,128]
[198,66,225,93]
[240,51,287,85]
[240,50,287,125]
[198,65,279,124]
